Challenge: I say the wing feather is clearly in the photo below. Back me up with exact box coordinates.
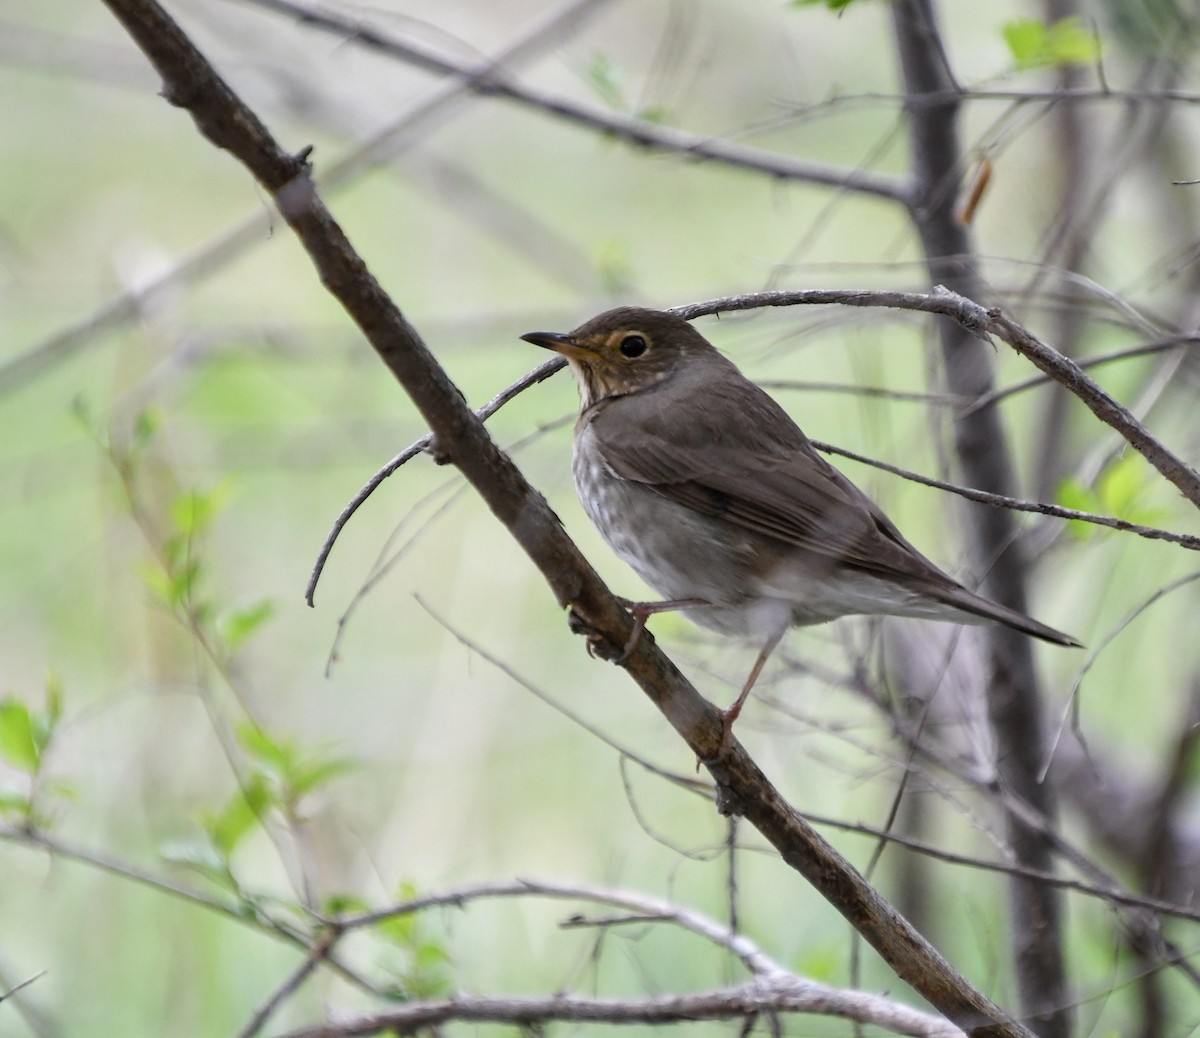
[588,370,953,588]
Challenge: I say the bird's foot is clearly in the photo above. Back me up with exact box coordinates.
[614,600,654,663]
[715,702,742,759]
[567,608,623,661]
[612,596,710,663]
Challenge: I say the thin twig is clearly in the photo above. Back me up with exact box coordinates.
[0,826,373,995]
[1041,570,1200,781]
[236,0,913,205]
[236,927,341,1038]
[0,971,46,1004]
[811,439,1200,553]
[306,356,564,605]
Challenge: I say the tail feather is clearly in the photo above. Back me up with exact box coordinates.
[935,585,1083,648]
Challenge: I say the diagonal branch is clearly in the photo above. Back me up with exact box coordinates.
[236,0,912,204]
[97,2,1030,1034]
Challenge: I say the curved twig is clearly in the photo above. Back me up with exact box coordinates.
[305,356,564,605]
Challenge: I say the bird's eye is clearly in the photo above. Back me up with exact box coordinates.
[619,334,648,358]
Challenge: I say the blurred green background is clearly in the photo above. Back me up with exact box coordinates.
[2,0,1199,1035]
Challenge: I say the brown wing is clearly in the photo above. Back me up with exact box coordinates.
[589,365,954,588]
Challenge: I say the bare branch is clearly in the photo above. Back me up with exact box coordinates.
[811,439,1200,553]
[891,1,1069,1029]
[236,0,913,205]
[276,981,965,1038]
[676,288,1200,512]
[236,929,339,1038]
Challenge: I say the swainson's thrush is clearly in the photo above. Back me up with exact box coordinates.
[523,307,1080,742]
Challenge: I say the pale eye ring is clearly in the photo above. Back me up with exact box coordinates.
[619,334,648,358]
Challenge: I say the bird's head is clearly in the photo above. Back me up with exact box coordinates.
[521,306,715,409]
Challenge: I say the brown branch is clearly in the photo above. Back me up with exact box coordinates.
[811,438,1200,553]
[891,1,1069,1032]
[985,308,1200,510]
[277,983,965,1038]
[97,2,1030,1034]
[236,927,340,1038]
[235,0,912,205]
[963,337,1199,417]
[680,287,1200,514]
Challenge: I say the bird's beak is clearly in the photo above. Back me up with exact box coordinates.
[521,330,579,356]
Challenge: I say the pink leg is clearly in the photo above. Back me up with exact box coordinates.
[616,597,710,663]
[718,624,787,755]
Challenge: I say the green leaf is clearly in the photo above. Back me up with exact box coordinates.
[44,672,63,728]
[581,53,626,110]
[219,600,276,651]
[415,940,450,968]
[237,724,354,803]
[1056,478,1101,540]
[324,893,370,916]
[139,549,204,609]
[795,945,840,982]
[1004,17,1100,70]
[131,407,161,450]
[238,724,291,773]
[202,773,275,857]
[290,756,355,799]
[0,700,40,774]
[1097,454,1143,516]
[160,838,240,893]
[378,912,419,948]
[170,485,229,539]
[792,0,859,9]
[595,239,634,296]
[0,790,32,819]
[1003,18,1047,66]
[43,779,79,804]
[634,105,669,125]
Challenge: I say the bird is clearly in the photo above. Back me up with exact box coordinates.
[521,306,1080,748]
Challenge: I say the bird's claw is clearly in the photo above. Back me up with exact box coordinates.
[567,607,624,662]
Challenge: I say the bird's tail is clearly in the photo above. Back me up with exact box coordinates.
[936,585,1083,648]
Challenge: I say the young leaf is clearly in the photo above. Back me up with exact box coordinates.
[170,484,229,539]
[1004,17,1100,70]
[238,724,291,774]
[290,755,355,799]
[325,893,371,917]
[219,600,276,651]
[131,407,161,450]
[0,790,32,819]
[1056,478,1101,540]
[582,53,626,110]
[160,838,240,893]
[792,0,859,10]
[44,672,63,728]
[0,700,40,774]
[202,773,275,857]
